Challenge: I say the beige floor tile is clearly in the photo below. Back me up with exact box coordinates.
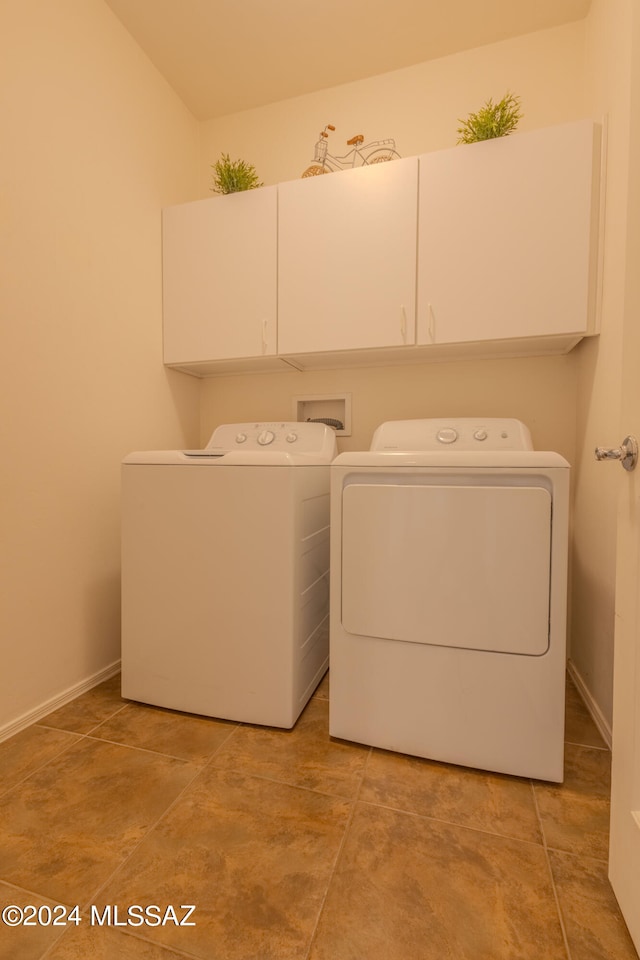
[37,675,125,735]
[0,726,80,798]
[0,738,197,906]
[559,743,611,799]
[96,766,352,960]
[90,702,237,763]
[535,744,611,859]
[44,924,186,959]
[534,791,609,860]
[212,698,369,798]
[549,850,638,960]
[0,882,67,960]
[2,670,626,960]
[565,680,607,749]
[309,802,567,960]
[361,748,542,843]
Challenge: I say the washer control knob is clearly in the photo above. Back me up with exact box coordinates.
[436,428,458,444]
[286,432,298,443]
[235,433,247,444]
[257,429,275,446]
[474,429,488,442]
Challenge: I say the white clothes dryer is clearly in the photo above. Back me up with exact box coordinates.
[329,418,569,781]
[121,422,336,727]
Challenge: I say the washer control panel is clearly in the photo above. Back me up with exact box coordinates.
[202,422,337,460]
[371,418,534,452]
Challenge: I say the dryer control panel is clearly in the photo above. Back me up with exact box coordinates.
[370,418,533,452]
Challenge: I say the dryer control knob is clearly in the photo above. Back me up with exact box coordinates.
[257,430,275,445]
[436,428,458,444]
[235,433,247,444]
[286,432,298,443]
[474,429,488,442]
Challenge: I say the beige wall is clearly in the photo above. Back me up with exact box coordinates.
[200,357,578,460]
[570,0,634,730]
[199,22,587,193]
[0,0,200,734]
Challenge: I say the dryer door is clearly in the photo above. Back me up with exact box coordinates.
[341,481,551,655]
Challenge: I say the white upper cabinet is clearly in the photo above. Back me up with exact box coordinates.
[161,121,602,375]
[417,120,601,346]
[277,158,419,355]
[162,186,278,364]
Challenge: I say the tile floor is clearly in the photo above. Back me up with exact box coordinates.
[0,673,637,960]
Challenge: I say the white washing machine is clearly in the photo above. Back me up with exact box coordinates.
[330,418,569,782]
[121,421,336,727]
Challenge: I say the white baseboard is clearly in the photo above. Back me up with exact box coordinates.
[0,661,121,744]
[567,658,613,749]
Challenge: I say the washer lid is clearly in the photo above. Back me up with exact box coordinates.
[123,450,334,465]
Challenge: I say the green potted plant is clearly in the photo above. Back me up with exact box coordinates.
[457,92,523,144]
[210,153,263,194]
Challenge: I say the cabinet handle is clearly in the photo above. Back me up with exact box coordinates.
[261,319,268,355]
[428,303,436,344]
[400,305,407,344]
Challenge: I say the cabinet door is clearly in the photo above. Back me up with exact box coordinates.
[417,120,601,345]
[278,158,418,354]
[163,186,277,363]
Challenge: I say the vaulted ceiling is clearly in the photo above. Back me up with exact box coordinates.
[104,0,591,120]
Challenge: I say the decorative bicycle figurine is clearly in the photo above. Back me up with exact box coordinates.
[301,124,401,177]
